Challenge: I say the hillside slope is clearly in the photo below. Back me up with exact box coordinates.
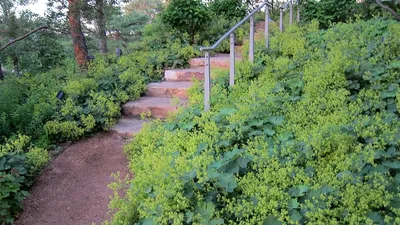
[106,19,400,225]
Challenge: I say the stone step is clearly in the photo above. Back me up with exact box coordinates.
[122,97,187,119]
[235,45,243,54]
[165,68,204,81]
[146,82,192,99]
[255,21,266,30]
[109,117,147,137]
[189,54,242,68]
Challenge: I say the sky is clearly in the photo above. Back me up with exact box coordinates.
[24,0,48,16]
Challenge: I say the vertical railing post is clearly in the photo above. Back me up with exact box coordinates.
[204,51,211,111]
[280,8,284,32]
[249,15,254,63]
[289,0,293,25]
[229,33,235,86]
[265,2,269,49]
[297,2,300,23]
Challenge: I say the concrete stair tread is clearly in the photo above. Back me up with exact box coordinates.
[148,81,192,88]
[147,81,192,99]
[123,97,187,119]
[125,96,186,107]
[166,68,204,72]
[109,117,147,137]
[189,53,243,68]
[165,68,205,81]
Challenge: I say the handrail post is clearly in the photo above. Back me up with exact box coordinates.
[249,15,254,63]
[204,51,211,111]
[229,33,235,86]
[297,3,300,23]
[280,8,284,32]
[265,2,269,49]
[289,0,293,25]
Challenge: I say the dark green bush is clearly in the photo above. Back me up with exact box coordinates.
[162,0,211,44]
[0,135,49,223]
[301,0,357,28]
[106,19,400,224]
[208,0,247,19]
[126,16,201,71]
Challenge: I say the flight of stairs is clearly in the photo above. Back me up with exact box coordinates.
[110,53,237,137]
[110,21,266,137]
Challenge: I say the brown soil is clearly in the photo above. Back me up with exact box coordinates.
[15,132,130,225]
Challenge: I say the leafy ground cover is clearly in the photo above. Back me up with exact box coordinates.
[107,19,400,224]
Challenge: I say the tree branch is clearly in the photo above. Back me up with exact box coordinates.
[0,26,49,52]
[375,0,400,21]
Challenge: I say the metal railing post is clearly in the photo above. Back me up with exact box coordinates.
[280,8,284,32]
[229,33,235,86]
[297,3,300,23]
[265,3,269,49]
[289,0,293,25]
[249,15,254,63]
[199,2,272,111]
[204,51,211,111]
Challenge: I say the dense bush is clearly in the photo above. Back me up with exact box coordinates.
[208,0,247,19]
[106,19,400,224]
[0,56,147,145]
[162,0,211,44]
[0,135,49,223]
[301,0,357,28]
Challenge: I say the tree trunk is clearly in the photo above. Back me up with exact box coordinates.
[13,57,20,77]
[375,0,400,21]
[96,0,108,54]
[0,62,3,80]
[68,0,89,68]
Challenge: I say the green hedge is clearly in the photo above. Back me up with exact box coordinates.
[106,19,400,225]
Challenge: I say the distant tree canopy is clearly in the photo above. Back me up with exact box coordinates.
[301,0,399,28]
[0,0,65,76]
[123,0,163,18]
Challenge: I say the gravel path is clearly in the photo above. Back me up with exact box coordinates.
[15,132,130,225]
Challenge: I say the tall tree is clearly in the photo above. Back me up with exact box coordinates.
[68,0,89,68]
[96,0,108,53]
[0,0,42,76]
[123,0,163,18]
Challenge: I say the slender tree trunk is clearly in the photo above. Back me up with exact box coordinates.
[0,62,3,80]
[13,57,20,77]
[68,0,89,68]
[375,0,400,21]
[96,0,108,54]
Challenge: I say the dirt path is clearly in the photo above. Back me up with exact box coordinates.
[16,132,129,225]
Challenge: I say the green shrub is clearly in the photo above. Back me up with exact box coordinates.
[200,17,249,53]
[0,135,50,223]
[106,19,400,224]
[301,0,357,28]
[208,0,247,19]
[162,0,211,44]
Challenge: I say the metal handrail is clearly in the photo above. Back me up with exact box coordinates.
[281,0,299,9]
[200,2,270,51]
[280,0,301,31]
[280,1,291,9]
[200,0,301,112]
